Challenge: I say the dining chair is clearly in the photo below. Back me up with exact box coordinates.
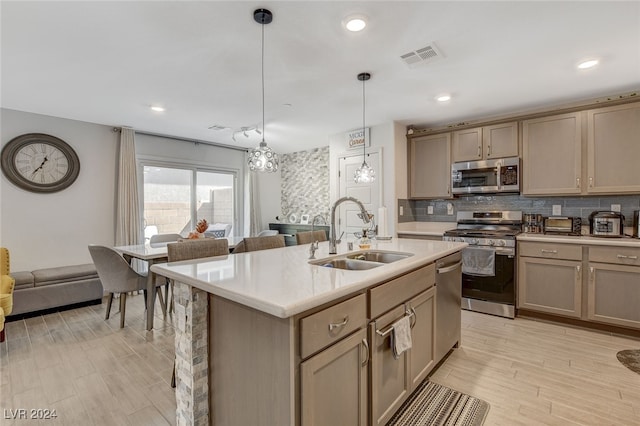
[257,230,279,237]
[149,233,183,246]
[88,245,167,328]
[295,230,327,245]
[166,238,229,387]
[233,235,285,254]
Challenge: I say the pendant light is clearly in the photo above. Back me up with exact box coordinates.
[354,72,375,183]
[248,8,279,173]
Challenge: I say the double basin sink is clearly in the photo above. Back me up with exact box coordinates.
[310,250,414,270]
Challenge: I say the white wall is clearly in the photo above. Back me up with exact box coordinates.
[1,109,118,271]
[329,121,400,236]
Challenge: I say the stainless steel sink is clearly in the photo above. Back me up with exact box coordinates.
[346,250,413,263]
[309,250,413,270]
[310,258,383,270]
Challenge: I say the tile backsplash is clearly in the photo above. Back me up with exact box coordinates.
[399,194,640,226]
[280,146,330,223]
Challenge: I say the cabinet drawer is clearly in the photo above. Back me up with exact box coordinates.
[518,241,582,260]
[588,246,640,266]
[300,293,367,359]
[369,264,435,318]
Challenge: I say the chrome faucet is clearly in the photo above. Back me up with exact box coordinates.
[311,214,326,233]
[329,196,371,254]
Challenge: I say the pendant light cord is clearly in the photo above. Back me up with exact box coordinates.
[362,75,366,161]
[261,21,265,143]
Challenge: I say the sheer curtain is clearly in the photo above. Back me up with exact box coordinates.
[115,127,141,246]
[248,171,261,237]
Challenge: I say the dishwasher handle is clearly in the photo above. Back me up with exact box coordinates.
[437,261,462,274]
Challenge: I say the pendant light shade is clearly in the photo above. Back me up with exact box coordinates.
[248,8,279,173]
[354,72,375,183]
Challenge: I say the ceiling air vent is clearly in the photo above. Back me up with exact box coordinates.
[401,43,444,68]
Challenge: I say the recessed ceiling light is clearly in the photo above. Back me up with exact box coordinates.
[436,94,451,102]
[150,106,165,112]
[577,59,599,69]
[344,15,367,32]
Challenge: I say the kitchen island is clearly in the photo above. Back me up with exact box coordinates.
[151,238,467,425]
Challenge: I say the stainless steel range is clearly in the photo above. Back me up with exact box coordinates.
[443,211,522,319]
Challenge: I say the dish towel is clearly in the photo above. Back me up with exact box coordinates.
[391,316,412,359]
[462,246,496,276]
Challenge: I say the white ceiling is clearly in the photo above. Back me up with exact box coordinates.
[2,1,639,154]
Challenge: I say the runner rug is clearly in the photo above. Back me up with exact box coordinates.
[387,381,490,426]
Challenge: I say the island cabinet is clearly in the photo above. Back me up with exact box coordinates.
[369,264,436,426]
[517,241,583,318]
[451,122,518,162]
[409,133,452,199]
[299,294,369,426]
[587,245,640,329]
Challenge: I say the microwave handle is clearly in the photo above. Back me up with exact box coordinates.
[497,163,502,190]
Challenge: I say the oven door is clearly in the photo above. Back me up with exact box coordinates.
[461,246,515,305]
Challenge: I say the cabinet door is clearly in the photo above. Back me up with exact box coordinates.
[587,262,640,329]
[452,128,482,162]
[405,287,436,390]
[369,305,410,426]
[587,102,640,194]
[484,122,518,159]
[300,328,369,426]
[518,256,582,318]
[409,133,452,199]
[522,112,582,195]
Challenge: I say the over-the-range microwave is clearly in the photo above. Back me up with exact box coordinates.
[451,157,520,195]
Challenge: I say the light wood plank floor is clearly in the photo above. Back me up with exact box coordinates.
[0,294,177,425]
[2,297,640,425]
[431,310,640,426]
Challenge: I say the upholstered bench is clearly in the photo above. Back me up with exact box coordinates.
[10,263,103,317]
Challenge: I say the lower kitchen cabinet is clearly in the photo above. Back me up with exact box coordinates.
[407,287,436,389]
[300,328,369,426]
[587,245,640,329]
[517,241,582,318]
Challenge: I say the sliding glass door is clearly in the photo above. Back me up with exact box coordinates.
[142,164,236,239]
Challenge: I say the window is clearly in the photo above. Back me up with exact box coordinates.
[142,164,236,239]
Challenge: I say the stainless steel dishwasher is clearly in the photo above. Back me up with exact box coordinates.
[435,251,462,362]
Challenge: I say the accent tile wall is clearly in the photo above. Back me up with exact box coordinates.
[399,194,640,227]
[280,146,330,222]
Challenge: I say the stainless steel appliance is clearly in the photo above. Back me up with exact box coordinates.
[443,210,522,319]
[435,252,462,362]
[543,216,582,236]
[451,157,520,195]
[633,210,640,238]
[589,211,624,237]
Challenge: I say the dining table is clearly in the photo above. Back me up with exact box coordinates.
[114,236,244,330]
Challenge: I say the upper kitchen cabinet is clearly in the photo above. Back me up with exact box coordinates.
[452,122,518,162]
[523,101,640,196]
[522,112,582,195]
[586,102,640,194]
[409,133,452,199]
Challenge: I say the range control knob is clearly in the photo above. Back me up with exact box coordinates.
[469,238,479,245]
[487,239,495,246]
[496,239,506,246]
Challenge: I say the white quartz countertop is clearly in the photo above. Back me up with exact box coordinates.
[151,238,467,319]
[396,222,456,236]
[517,233,640,247]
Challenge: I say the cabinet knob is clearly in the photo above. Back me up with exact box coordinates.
[361,338,370,366]
[576,177,581,188]
[487,144,492,157]
[477,145,482,158]
[589,176,594,187]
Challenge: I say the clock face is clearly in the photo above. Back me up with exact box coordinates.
[1,133,80,193]
[14,142,70,185]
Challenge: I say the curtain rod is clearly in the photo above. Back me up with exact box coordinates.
[113,127,248,152]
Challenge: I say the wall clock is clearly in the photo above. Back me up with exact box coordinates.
[1,133,80,193]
